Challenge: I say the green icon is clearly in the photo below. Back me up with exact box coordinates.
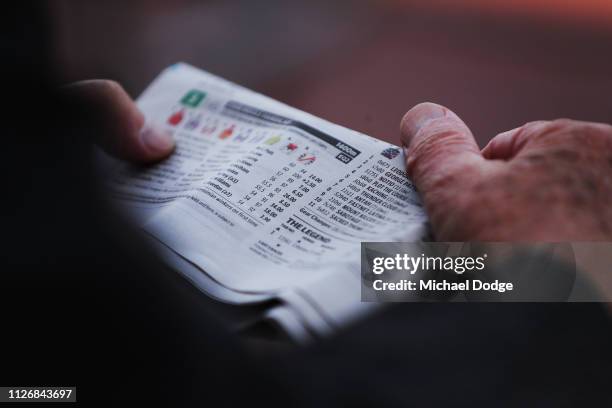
[264,135,281,145]
[180,89,206,107]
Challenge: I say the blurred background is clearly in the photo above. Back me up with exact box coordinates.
[51,0,612,147]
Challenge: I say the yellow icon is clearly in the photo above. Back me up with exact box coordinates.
[264,135,281,145]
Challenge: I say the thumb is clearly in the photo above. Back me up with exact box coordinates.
[400,103,486,233]
[63,80,175,163]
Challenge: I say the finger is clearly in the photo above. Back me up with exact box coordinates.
[482,121,548,160]
[400,102,485,201]
[63,80,174,163]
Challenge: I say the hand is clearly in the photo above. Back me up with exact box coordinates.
[400,103,612,241]
[63,80,175,163]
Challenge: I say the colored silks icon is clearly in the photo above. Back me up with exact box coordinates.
[201,124,217,135]
[219,125,235,139]
[234,132,249,142]
[297,153,316,164]
[184,114,202,130]
[168,109,185,126]
[264,135,281,145]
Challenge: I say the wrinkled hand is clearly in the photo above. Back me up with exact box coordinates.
[63,80,175,163]
[400,103,612,241]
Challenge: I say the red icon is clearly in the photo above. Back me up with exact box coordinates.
[219,125,235,139]
[297,153,316,165]
[167,109,185,126]
[286,143,298,151]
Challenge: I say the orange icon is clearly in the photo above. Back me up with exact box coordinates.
[219,125,235,139]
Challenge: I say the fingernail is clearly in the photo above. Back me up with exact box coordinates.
[140,124,175,154]
[402,146,410,159]
[401,103,447,146]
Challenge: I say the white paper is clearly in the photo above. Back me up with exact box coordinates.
[103,63,427,339]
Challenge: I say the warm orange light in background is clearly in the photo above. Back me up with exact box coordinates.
[385,0,612,26]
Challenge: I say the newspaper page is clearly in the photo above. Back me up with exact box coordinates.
[103,63,428,340]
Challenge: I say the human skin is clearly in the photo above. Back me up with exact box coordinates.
[400,102,612,242]
[62,80,175,163]
[401,103,612,302]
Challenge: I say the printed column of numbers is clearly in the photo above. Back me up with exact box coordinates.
[239,163,323,223]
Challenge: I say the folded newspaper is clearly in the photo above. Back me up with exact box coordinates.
[102,63,428,342]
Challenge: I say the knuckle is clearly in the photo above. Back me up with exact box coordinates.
[516,119,577,147]
[519,120,548,133]
[526,119,612,151]
[527,120,562,137]
[580,123,612,145]
[522,120,547,128]
[538,118,577,137]
[548,118,576,128]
